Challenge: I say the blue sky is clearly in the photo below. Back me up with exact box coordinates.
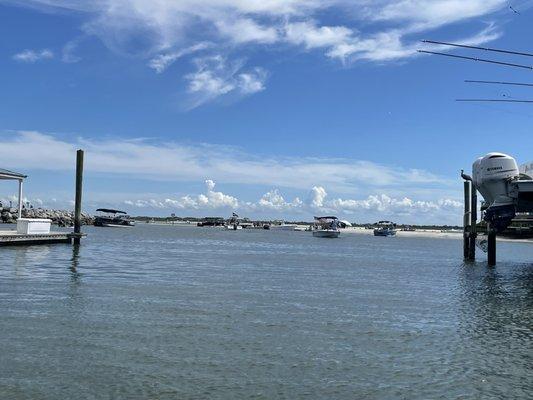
[1,0,532,224]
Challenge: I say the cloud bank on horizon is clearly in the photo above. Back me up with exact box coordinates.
[6,0,508,107]
[0,131,462,223]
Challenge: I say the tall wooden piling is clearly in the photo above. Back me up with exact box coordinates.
[463,181,472,260]
[73,149,84,245]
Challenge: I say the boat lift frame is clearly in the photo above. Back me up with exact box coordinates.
[462,170,533,266]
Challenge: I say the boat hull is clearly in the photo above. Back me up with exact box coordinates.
[373,229,396,237]
[312,230,340,238]
[225,225,243,230]
[95,216,135,227]
[102,223,135,228]
[269,225,297,231]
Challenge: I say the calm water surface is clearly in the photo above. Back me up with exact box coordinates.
[1,225,532,399]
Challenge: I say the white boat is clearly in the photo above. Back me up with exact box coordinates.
[312,216,340,238]
[269,221,298,231]
[312,229,340,238]
[225,224,243,230]
[224,213,250,230]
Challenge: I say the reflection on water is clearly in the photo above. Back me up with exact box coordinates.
[0,225,531,399]
[455,262,533,398]
[69,244,81,282]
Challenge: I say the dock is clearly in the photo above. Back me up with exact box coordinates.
[0,230,81,246]
[1,149,86,248]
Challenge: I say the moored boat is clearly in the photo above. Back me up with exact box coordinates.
[224,213,249,230]
[312,216,340,238]
[373,221,397,237]
[94,209,135,227]
[269,220,298,231]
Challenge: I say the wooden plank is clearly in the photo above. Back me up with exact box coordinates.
[0,232,72,246]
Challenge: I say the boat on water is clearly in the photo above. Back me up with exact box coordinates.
[225,224,243,230]
[94,209,135,227]
[224,213,250,230]
[373,221,397,237]
[269,220,298,231]
[197,217,225,227]
[312,216,340,238]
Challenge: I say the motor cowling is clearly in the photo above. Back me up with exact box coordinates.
[472,153,520,232]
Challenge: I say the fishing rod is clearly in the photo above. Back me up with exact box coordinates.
[417,50,533,70]
[465,80,533,87]
[421,40,533,58]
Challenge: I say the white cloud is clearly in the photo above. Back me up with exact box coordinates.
[115,179,462,223]
[215,17,279,44]
[371,0,505,28]
[0,131,454,194]
[6,0,507,67]
[0,131,465,222]
[185,55,266,108]
[5,0,511,102]
[123,179,238,210]
[308,186,327,208]
[61,40,82,63]
[254,189,303,211]
[148,42,211,73]
[12,48,54,63]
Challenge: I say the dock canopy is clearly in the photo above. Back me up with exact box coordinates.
[96,208,127,214]
[0,168,26,219]
[0,168,27,180]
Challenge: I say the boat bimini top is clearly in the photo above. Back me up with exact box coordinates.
[314,216,338,221]
[377,220,396,226]
[96,208,128,215]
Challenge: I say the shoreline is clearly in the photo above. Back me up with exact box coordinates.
[137,221,533,244]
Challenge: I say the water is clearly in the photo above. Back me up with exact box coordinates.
[1,225,532,399]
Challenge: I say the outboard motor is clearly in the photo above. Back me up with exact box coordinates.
[472,153,520,232]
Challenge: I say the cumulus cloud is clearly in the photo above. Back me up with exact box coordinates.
[308,186,327,208]
[117,179,462,223]
[12,48,54,63]
[124,179,238,210]
[254,189,302,211]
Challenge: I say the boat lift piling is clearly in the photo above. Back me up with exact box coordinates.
[462,170,497,266]
[487,224,497,267]
[461,171,477,262]
[469,188,477,261]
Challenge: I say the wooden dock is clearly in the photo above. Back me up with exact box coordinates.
[0,230,79,246]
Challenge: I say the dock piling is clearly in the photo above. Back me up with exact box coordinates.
[463,180,472,260]
[469,190,477,261]
[73,149,84,245]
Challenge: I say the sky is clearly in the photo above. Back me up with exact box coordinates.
[1,0,532,224]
